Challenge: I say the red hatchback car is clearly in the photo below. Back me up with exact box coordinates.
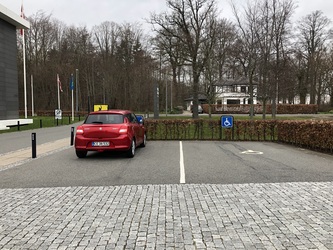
[74,110,146,158]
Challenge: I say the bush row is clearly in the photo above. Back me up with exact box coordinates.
[145,119,333,153]
[145,119,278,141]
[202,104,318,114]
[277,120,333,153]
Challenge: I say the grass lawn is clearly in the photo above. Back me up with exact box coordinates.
[0,116,83,134]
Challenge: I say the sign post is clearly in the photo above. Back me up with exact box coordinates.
[221,115,234,140]
[55,109,62,126]
[221,115,233,128]
[55,109,62,120]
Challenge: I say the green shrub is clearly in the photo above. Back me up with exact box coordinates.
[145,119,333,154]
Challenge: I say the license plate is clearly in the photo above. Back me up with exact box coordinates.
[92,141,110,147]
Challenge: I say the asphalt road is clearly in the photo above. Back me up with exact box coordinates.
[0,138,333,188]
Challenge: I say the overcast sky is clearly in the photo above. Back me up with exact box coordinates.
[1,0,333,31]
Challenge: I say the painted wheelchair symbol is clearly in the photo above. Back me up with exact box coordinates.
[224,118,231,127]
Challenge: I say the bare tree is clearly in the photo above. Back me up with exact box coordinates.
[231,0,294,118]
[232,1,261,119]
[259,0,294,118]
[152,32,186,109]
[204,18,237,117]
[325,48,333,107]
[24,11,58,110]
[297,10,332,105]
[92,21,120,106]
[150,0,218,118]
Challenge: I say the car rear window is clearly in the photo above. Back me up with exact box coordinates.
[85,114,124,124]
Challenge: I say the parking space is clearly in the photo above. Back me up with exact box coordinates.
[182,141,333,184]
[1,141,333,188]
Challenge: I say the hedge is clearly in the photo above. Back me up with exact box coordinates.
[203,104,318,114]
[276,120,333,153]
[145,119,333,154]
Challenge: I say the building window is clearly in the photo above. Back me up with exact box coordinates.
[227,99,240,104]
[223,86,231,92]
[241,86,247,93]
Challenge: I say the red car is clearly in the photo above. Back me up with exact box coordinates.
[74,110,146,158]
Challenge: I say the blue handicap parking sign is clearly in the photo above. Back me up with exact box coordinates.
[221,115,233,128]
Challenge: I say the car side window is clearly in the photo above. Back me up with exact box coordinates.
[125,113,138,124]
[131,113,138,123]
[125,114,133,123]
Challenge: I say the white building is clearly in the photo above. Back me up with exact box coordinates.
[214,77,258,105]
[184,78,258,112]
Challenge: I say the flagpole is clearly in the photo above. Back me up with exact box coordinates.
[71,74,74,121]
[75,69,79,113]
[57,74,60,110]
[31,75,34,116]
[22,29,27,118]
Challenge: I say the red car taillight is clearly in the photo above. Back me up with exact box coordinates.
[76,127,84,135]
[119,126,128,134]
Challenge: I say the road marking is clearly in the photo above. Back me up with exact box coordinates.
[180,141,185,184]
[241,150,263,155]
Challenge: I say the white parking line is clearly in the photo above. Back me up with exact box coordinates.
[180,141,185,184]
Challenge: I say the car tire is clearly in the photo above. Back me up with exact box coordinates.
[126,139,135,158]
[140,134,146,147]
[76,150,87,158]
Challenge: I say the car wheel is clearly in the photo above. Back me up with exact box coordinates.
[76,150,87,158]
[126,139,135,158]
[140,134,146,147]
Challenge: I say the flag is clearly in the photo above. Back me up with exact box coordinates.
[20,2,25,36]
[21,1,27,117]
[70,74,74,90]
[57,74,63,92]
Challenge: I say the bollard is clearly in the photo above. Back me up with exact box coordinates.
[40,119,43,128]
[32,133,36,158]
[68,115,70,124]
[70,127,74,146]
[17,120,20,131]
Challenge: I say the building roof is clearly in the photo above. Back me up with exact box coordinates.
[0,4,30,29]
[184,94,207,102]
[215,77,258,86]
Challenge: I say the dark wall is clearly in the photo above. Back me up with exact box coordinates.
[0,19,19,120]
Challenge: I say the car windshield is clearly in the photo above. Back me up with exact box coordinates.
[85,114,124,124]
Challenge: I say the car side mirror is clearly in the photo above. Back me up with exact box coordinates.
[136,115,144,124]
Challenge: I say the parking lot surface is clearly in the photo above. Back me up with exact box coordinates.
[1,124,333,249]
[1,182,333,249]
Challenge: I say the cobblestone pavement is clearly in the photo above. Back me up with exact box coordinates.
[1,182,333,250]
